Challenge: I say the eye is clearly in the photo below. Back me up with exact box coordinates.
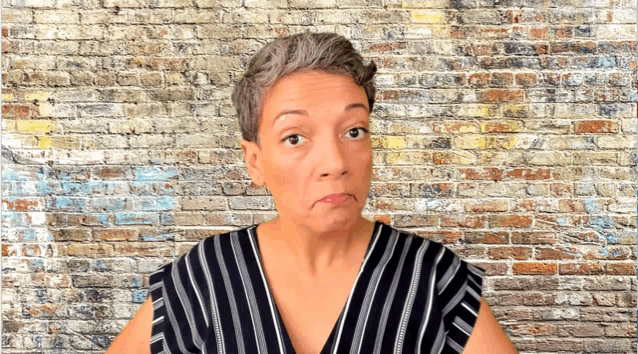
[281,127,369,147]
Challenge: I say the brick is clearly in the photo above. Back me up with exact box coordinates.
[574,120,620,133]
[606,262,636,275]
[513,262,557,275]
[488,246,532,260]
[489,215,533,228]
[465,199,508,213]
[559,262,605,275]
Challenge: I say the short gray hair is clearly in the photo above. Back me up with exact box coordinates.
[231,32,378,148]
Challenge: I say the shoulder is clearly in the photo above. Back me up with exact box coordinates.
[382,222,486,281]
[149,224,256,285]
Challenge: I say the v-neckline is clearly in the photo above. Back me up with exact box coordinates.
[251,220,381,354]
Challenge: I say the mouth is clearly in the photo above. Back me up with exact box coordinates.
[319,193,353,204]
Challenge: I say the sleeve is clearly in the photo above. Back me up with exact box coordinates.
[435,245,486,353]
[147,246,208,354]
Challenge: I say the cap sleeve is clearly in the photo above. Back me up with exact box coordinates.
[147,246,208,354]
[436,245,486,353]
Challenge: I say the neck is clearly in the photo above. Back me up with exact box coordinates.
[257,216,374,278]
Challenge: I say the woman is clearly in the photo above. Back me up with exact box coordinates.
[106,32,518,354]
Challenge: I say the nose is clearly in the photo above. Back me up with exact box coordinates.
[320,135,348,178]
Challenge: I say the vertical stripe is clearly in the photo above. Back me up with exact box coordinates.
[331,222,386,354]
[214,235,246,354]
[352,229,408,354]
[198,238,225,354]
[417,246,446,354]
[230,231,269,354]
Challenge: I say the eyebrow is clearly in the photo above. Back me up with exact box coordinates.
[271,102,369,128]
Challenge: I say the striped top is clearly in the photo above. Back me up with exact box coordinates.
[148,220,486,354]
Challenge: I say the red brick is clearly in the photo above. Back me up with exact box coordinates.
[605,262,636,275]
[21,244,42,257]
[441,215,487,228]
[479,89,524,103]
[1,199,41,211]
[94,167,128,179]
[460,167,503,181]
[574,120,619,134]
[515,73,538,87]
[466,200,508,213]
[530,26,549,39]
[554,26,573,38]
[468,73,490,87]
[559,263,604,275]
[506,168,551,180]
[550,183,571,197]
[513,262,557,275]
[2,104,31,119]
[489,215,533,228]
[432,121,480,135]
[489,246,533,260]
[557,199,586,212]
[93,229,138,241]
[536,247,578,260]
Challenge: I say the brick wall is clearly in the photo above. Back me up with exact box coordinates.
[2,0,637,352]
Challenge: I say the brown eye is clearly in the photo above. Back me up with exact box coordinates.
[349,127,369,139]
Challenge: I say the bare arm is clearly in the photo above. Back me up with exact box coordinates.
[104,297,154,354]
[462,296,518,354]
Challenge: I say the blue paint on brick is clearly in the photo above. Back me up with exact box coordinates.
[36,181,54,195]
[115,212,157,225]
[589,215,614,229]
[22,229,38,241]
[2,168,30,181]
[141,233,175,241]
[60,181,104,195]
[135,167,178,181]
[133,289,147,303]
[556,217,569,226]
[594,56,616,69]
[51,197,88,211]
[131,277,142,288]
[160,212,175,226]
[91,198,126,211]
[35,288,46,304]
[29,259,43,271]
[583,198,600,214]
[139,196,176,211]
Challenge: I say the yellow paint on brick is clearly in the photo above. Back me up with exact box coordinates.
[37,136,52,149]
[502,137,518,149]
[3,92,15,101]
[385,136,405,149]
[410,10,445,23]
[24,91,50,102]
[458,124,478,133]
[16,120,52,133]
[386,152,408,165]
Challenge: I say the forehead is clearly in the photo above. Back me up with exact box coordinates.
[262,71,369,125]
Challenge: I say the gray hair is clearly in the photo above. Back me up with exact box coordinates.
[231,32,378,148]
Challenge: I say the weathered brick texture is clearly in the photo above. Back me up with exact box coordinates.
[2,0,637,352]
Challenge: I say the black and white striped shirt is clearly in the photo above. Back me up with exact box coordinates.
[148,220,486,354]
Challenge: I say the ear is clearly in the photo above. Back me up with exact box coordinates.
[240,138,266,187]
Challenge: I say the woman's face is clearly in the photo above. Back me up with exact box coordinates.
[240,70,373,230]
